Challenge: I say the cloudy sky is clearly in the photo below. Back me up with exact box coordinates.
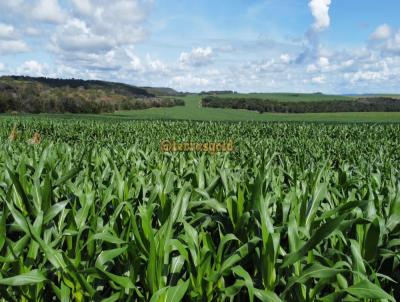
[0,0,399,93]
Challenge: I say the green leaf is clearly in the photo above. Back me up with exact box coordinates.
[210,237,260,282]
[363,218,380,261]
[165,280,190,302]
[0,270,47,286]
[254,288,283,302]
[95,246,128,268]
[0,206,7,250]
[345,280,395,302]
[7,168,33,215]
[97,268,135,289]
[282,213,348,267]
[284,263,346,293]
[44,201,68,224]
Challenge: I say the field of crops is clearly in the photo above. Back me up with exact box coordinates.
[0,117,399,301]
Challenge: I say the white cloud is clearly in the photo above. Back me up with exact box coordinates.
[342,59,354,68]
[307,64,318,73]
[344,70,388,83]
[0,62,5,71]
[146,54,168,73]
[0,22,30,55]
[309,0,332,32]
[48,0,151,71]
[69,0,149,45]
[179,47,214,67]
[297,1,332,64]
[32,0,67,23]
[311,75,326,84]
[51,18,113,53]
[71,0,93,15]
[370,24,391,40]
[125,50,144,72]
[0,23,15,39]
[2,0,400,93]
[17,60,45,76]
[253,59,276,72]
[0,40,30,54]
[318,56,330,67]
[382,29,400,55]
[280,53,291,64]
[25,27,41,36]
[171,74,209,89]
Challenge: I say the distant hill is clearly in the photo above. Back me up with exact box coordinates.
[4,76,153,98]
[0,76,184,114]
[141,86,184,96]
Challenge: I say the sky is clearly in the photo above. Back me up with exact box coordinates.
[0,0,400,93]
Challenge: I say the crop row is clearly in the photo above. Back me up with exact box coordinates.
[0,118,399,301]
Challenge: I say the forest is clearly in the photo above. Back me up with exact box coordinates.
[0,76,184,114]
[202,95,400,113]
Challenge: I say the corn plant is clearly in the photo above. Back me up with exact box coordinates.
[0,118,399,301]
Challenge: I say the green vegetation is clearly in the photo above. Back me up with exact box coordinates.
[141,87,184,97]
[5,76,153,96]
[0,118,399,301]
[1,76,400,122]
[202,95,400,113]
[0,76,184,114]
[3,94,400,122]
[112,95,400,123]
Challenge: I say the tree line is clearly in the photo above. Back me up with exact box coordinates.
[0,77,184,114]
[202,96,400,113]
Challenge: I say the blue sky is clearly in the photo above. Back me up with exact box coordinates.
[1,0,400,93]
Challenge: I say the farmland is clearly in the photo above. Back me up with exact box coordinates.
[0,117,399,301]
[92,93,400,123]
[203,93,353,102]
[7,95,400,123]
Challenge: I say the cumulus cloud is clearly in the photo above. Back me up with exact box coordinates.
[0,40,30,55]
[68,0,150,45]
[252,59,275,72]
[71,0,93,15]
[51,18,113,54]
[2,0,400,93]
[306,64,318,73]
[171,74,209,89]
[25,27,41,36]
[32,0,67,23]
[309,0,332,32]
[296,1,332,65]
[179,47,214,67]
[344,70,389,83]
[0,23,16,39]
[382,29,400,55]
[17,60,45,76]
[311,75,326,84]
[369,25,400,56]
[0,62,5,71]
[370,24,392,40]
[280,53,292,64]
[146,54,168,73]
[318,56,330,67]
[47,0,152,71]
[0,22,30,55]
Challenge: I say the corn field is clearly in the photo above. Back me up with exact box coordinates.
[0,118,399,301]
